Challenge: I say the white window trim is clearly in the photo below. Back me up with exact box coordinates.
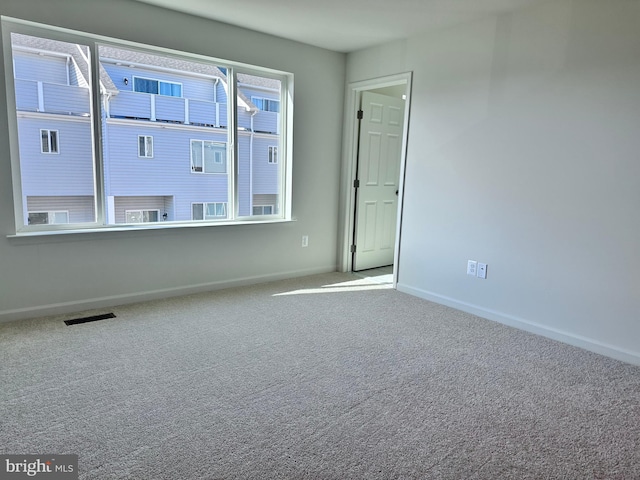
[125,209,160,223]
[251,96,280,112]
[3,16,293,235]
[138,135,153,158]
[132,76,183,97]
[268,145,277,164]
[252,205,274,215]
[28,210,69,224]
[40,128,59,154]
[190,139,226,174]
[191,202,228,220]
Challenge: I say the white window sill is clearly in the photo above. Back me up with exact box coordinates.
[7,217,296,240]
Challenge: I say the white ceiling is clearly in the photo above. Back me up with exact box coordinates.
[133,0,549,53]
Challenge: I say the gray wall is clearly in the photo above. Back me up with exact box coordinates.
[347,0,640,364]
[0,0,345,321]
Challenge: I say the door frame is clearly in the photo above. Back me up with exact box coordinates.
[338,72,413,285]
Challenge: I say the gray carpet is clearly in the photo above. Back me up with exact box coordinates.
[1,272,639,479]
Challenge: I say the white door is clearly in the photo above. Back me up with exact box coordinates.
[353,91,405,271]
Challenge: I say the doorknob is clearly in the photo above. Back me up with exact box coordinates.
[395,190,398,196]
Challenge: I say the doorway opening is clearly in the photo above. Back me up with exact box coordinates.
[339,73,412,287]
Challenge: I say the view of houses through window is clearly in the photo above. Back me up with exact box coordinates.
[7,24,288,231]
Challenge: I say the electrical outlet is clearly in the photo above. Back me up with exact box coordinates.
[477,262,487,279]
[301,235,309,247]
[467,260,477,276]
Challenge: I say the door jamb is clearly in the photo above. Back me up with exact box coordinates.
[338,72,413,287]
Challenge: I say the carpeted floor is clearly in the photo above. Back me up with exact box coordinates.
[1,272,639,479]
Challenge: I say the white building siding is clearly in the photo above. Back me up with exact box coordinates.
[42,83,90,115]
[18,117,95,197]
[252,111,279,134]
[155,95,185,123]
[218,103,228,128]
[215,81,227,104]
[13,51,68,84]
[237,135,251,216]
[241,86,279,102]
[237,106,251,131]
[68,58,88,87]
[14,79,38,111]
[252,136,280,195]
[105,121,229,200]
[189,100,218,126]
[109,91,152,119]
[101,63,216,102]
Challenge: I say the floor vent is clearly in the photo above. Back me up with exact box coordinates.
[64,313,116,326]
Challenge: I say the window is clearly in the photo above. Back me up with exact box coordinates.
[133,77,182,97]
[28,211,69,225]
[40,129,58,154]
[192,202,227,220]
[191,140,226,173]
[125,210,159,223]
[268,146,278,164]
[138,135,153,158]
[252,96,280,113]
[252,205,273,216]
[4,19,291,233]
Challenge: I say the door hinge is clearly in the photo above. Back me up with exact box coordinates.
[353,179,360,188]
[357,109,363,120]
[350,245,356,253]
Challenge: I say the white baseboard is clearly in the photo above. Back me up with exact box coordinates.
[397,283,640,367]
[0,266,335,324]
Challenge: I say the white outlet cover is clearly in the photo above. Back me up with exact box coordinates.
[467,260,477,276]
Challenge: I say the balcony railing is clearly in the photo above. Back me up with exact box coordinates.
[109,91,225,127]
[108,91,278,134]
[253,110,279,134]
[15,79,90,116]
[14,81,280,134]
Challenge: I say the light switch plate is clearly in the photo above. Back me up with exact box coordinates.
[477,262,487,279]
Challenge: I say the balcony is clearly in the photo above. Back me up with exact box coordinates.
[108,92,278,134]
[15,79,91,116]
[252,110,279,134]
[109,91,226,128]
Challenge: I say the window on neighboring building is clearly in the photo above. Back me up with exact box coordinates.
[192,202,227,220]
[28,211,69,225]
[40,129,58,154]
[4,20,291,233]
[251,96,280,112]
[138,135,153,158]
[133,77,182,97]
[125,210,159,223]
[191,140,226,173]
[268,146,278,164]
[252,205,273,215]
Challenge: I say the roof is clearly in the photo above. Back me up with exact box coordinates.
[11,33,118,93]
[237,73,280,91]
[99,45,257,111]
